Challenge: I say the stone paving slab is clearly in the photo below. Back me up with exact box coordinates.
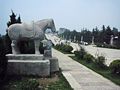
[52,48,120,90]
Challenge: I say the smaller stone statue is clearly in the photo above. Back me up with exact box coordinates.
[42,39,52,58]
[92,36,95,45]
[110,35,114,46]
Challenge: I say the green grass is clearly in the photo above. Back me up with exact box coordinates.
[1,72,73,90]
[47,73,73,90]
[70,56,120,85]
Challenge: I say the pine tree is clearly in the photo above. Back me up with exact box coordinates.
[16,14,21,23]
[7,10,17,27]
[105,26,113,44]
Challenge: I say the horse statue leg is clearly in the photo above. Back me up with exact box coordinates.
[34,39,40,54]
[11,40,20,54]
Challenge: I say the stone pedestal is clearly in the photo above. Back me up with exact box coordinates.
[6,54,59,76]
[49,57,59,72]
[7,60,50,76]
[45,57,59,73]
[44,50,52,58]
[6,54,44,60]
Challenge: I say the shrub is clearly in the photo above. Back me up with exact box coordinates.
[95,56,106,68]
[64,45,73,52]
[84,54,94,63]
[109,60,120,75]
[54,44,73,53]
[74,48,86,59]
[96,43,103,47]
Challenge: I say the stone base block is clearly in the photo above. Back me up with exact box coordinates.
[7,60,50,76]
[49,57,59,72]
[6,54,44,60]
[44,50,52,58]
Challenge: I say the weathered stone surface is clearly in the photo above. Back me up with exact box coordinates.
[43,40,52,58]
[8,19,56,54]
[44,50,52,58]
[7,60,50,76]
[6,54,59,76]
[47,57,59,72]
[6,54,44,60]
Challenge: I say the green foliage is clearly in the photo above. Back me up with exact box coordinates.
[96,43,120,49]
[7,10,21,27]
[94,56,106,68]
[74,48,86,59]
[18,79,39,90]
[2,34,12,54]
[109,60,120,75]
[84,54,94,63]
[96,43,104,47]
[0,36,7,84]
[48,73,73,90]
[64,45,73,52]
[54,44,73,53]
[3,72,73,90]
[4,78,40,90]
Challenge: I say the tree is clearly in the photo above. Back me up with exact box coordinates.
[16,14,21,23]
[92,28,99,44]
[99,25,106,43]
[7,10,17,27]
[5,10,22,54]
[112,27,118,36]
[105,26,113,44]
[0,35,7,84]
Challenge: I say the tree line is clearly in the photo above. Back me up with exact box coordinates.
[59,26,120,48]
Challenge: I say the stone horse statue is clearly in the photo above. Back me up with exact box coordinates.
[8,19,56,54]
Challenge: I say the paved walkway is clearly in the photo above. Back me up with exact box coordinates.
[52,48,120,90]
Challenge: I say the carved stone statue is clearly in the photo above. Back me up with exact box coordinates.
[42,39,52,57]
[110,35,114,46]
[8,19,56,54]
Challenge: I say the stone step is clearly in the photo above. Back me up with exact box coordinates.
[6,54,44,60]
[7,60,50,76]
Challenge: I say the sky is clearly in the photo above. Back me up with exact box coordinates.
[0,0,120,35]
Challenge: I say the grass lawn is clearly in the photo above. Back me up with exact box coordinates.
[1,72,73,90]
[70,56,120,86]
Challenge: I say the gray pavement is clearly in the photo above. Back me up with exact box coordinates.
[52,48,120,90]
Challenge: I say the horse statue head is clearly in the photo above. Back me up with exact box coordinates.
[35,18,56,33]
[47,19,56,33]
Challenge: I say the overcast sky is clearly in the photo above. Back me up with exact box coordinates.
[0,0,120,35]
